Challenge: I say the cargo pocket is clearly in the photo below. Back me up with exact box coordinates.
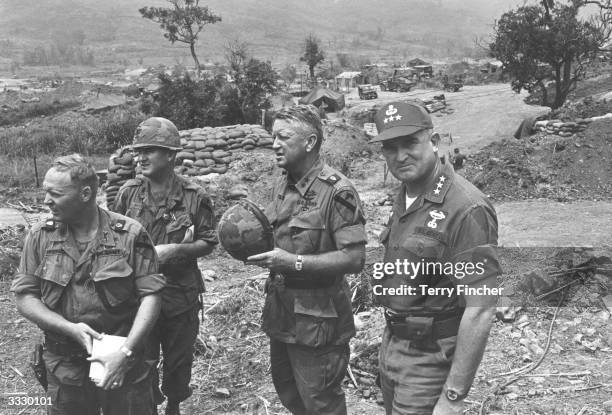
[294,294,338,347]
[288,209,325,254]
[36,253,73,309]
[92,256,135,311]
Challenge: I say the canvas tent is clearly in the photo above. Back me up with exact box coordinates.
[299,86,345,111]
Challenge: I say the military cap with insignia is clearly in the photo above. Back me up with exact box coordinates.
[371,101,433,143]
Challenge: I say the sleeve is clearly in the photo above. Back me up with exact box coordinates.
[448,204,502,301]
[192,192,218,245]
[10,230,42,296]
[131,228,166,297]
[111,185,130,214]
[329,188,368,250]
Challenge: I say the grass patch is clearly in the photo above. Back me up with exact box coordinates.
[0,154,108,188]
[0,107,145,158]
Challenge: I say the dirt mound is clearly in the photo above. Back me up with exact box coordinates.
[462,118,612,202]
[321,119,373,175]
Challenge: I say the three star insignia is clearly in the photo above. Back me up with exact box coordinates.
[433,175,447,195]
[383,114,402,124]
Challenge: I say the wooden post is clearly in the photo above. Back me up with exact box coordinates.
[33,154,39,187]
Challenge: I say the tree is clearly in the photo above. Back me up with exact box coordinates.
[139,0,221,75]
[490,0,611,108]
[224,42,278,123]
[300,34,325,78]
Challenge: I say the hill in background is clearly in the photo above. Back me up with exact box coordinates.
[0,0,523,70]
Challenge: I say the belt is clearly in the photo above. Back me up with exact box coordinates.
[282,275,338,289]
[44,334,88,360]
[384,310,463,341]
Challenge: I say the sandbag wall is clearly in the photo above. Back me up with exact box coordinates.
[175,124,274,176]
[105,147,136,209]
[533,118,591,137]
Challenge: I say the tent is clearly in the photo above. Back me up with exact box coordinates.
[298,86,345,111]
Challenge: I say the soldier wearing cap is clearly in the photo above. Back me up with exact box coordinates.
[245,105,367,415]
[371,101,502,414]
[112,117,218,415]
[11,154,165,415]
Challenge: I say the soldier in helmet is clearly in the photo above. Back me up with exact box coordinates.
[112,117,218,415]
[246,105,367,415]
[12,154,165,415]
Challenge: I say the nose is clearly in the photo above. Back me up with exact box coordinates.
[43,193,52,206]
[272,136,281,150]
[396,146,412,163]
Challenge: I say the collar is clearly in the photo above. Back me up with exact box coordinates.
[284,158,324,197]
[423,162,454,203]
[393,162,455,217]
[141,173,184,211]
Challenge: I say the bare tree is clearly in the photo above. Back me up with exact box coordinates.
[140,0,221,75]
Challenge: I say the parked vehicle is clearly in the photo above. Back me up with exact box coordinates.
[379,69,416,92]
[358,84,378,100]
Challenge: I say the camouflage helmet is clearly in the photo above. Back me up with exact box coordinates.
[132,117,182,151]
[217,199,273,261]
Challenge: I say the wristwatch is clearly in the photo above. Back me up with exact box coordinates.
[120,345,134,359]
[295,255,304,271]
[444,385,467,402]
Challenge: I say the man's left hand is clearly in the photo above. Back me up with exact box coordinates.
[432,395,464,415]
[87,351,130,390]
[245,248,295,273]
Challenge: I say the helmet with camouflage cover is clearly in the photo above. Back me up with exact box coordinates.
[217,199,273,261]
[132,117,182,151]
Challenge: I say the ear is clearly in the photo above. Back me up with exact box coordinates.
[80,185,93,203]
[430,132,440,151]
[305,133,318,152]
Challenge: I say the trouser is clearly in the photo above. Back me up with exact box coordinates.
[147,306,199,404]
[378,326,460,415]
[46,371,153,415]
[269,338,349,415]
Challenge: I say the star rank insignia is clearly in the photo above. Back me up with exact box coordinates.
[433,175,447,195]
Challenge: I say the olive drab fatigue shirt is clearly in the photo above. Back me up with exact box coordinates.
[262,159,367,347]
[11,208,165,386]
[113,173,218,317]
[375,162,502,313]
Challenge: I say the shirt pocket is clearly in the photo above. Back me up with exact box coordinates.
[35,251,73,309]
[400,235,446,260]
[92,254,135,311]
[288,208,325,254]
[294,294,338,347]
[165,212,193,244]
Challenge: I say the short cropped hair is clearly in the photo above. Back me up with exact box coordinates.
[51,154,99,195]
[274,104,324,152]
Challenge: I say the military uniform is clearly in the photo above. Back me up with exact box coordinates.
[113,173,217,404]
[11,208,165,415]
[262,158,367,415]
[374,162,502,414]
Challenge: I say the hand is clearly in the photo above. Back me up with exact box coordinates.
[245,248,295,273]
[67,322,102,354]
[432,394,464,415]
[87,351,130,390]
[155,244,178,264]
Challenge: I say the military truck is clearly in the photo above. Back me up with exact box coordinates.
[358,84,378,100]
[379,69,416,92]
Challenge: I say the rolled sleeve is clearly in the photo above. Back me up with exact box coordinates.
[331,189,367,250]
[132,229,165,297]
[10,230,42,297]
[449,204,502,288]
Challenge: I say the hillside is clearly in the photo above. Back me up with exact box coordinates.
[0,0,522,68]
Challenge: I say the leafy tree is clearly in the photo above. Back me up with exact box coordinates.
[139,0,221,75]
[490,0,611,108]
[151,70,224,129]
[300,34,325,78]
[224,44,278,123]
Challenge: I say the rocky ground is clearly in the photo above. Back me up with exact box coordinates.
[1,79,612,414]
